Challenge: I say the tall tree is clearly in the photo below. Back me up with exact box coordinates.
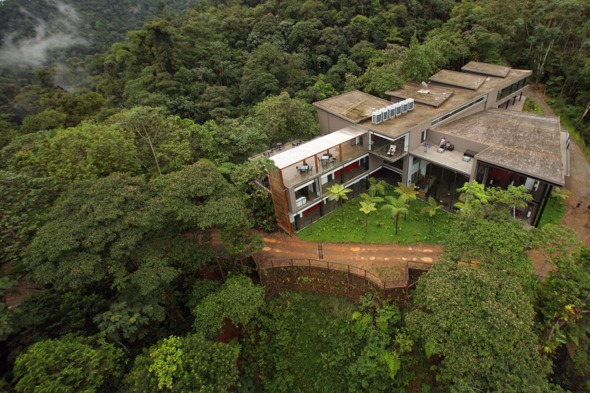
[193,274,264,339]
[407,260,551,391]
[11,122,139,183]
[107,106,193,176]
[124,333,240,392]
[13,335,124,393]
[247,91,319,145]
[444,217,535,289]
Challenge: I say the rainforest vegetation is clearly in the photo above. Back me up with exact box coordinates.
[1,0,590,391]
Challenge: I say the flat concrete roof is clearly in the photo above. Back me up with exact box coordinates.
[313,90,391,123]
[386,82,454,107]
[429,70,486,90]
[434,110,564,185]
[269,126,365,169]
[410,146,473,176]
[461,61,511,78]
[355,68,532,140]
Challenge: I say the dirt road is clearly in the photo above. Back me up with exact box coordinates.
[259,231,442,283]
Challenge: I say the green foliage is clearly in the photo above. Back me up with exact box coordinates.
[150,161,257,256]
[533,226,590,391]
[248,91,319,145]
[107,106,193,176]
[538,194,566,227]
[523,97,545,114]
[13,335,124,393]
[24,174,158,291]
[20,109,67,133]
[23,162,257,344]
[326,183,352,221]
[498,184,534,219]
[0,276,17,341]
[0,171,56,268]
[242,292,406,393]
[11,122,139,183]
[193,275,264,339]
[230,157,277,231]
[421,196,442,219]
[299,192,452,244]
[124,333,239,393]
[407,260,551,391]
[381,195,409,236]
[240,43,305,104]
[444,218,535,289]
[454,180,493,219]
[94,301,165,345]
[401,35,453,82]
[359,201,377,234]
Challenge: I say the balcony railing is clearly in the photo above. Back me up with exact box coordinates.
[371,141,406,162]
[282,145,367,189]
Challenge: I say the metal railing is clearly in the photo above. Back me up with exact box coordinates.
[255,257,429,289]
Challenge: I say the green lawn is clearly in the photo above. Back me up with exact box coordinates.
[538,196,565,227]
[523,97,544,114]
[298,193,454,244]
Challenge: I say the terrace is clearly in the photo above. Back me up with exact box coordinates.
[409,145,474,177]
[370,134,408,164]
[268,127,368,189]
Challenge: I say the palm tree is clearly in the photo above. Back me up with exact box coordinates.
[394,182,417,220]
[381,195,409,236]
[394,182,418,203]
[359,201,377,234]
[551,186,571,201]
[326,183,352,221]
[360,178,386,205]
[421,197,442,232]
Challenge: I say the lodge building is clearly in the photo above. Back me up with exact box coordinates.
[261,62,568,234]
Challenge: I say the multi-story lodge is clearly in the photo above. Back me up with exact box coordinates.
[264,62,568,234]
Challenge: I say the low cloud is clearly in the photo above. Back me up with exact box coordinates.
[0,0,87,68]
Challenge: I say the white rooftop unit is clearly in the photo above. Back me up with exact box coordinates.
[372,109,383,124]
[387,104,396,118]
[407,98,415,111]
[394,102,402,116]
[381,107,389,121]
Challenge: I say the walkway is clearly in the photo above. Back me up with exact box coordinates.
[258,231,442,285]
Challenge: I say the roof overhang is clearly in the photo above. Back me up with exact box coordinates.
[269,126,366,169]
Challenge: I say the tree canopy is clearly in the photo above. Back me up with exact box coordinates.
[407,260,551,391]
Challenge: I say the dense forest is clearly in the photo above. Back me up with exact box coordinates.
[1,0,590,392]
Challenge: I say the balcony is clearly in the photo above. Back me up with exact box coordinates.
[322,164,369,191]
[281,144,367,189]
[370,140,407,163]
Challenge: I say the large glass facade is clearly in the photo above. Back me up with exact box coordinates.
[475,162,551,225]
[497,77,530,101]
[409,156,469,212]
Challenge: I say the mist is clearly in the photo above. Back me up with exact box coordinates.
[0,0,87,68]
